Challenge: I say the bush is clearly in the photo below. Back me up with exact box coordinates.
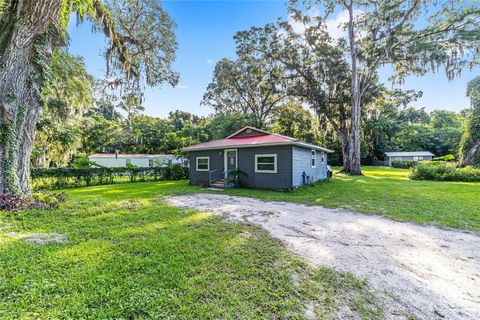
[409,162,480,182]
[391,160,418,169]
[432,154,455,162]
[30,164,189,190]
[164,164,189,180]
[31,192,67,209]
[0,192,67,211]
[0,194,29,211]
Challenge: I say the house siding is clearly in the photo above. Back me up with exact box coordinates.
[292,147,328,187]
[188,145,331,189]
[237,145,293,189]
[189,150,224,186]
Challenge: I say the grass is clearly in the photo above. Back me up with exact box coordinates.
[0,181,381,319]
[224,166,480,232]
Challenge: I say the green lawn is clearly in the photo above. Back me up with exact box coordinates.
[0,181,380,319]
[225,166,480,232]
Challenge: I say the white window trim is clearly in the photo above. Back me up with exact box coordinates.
[311,150,316,168]
[196,156,209,171]
[255,154,277,173]
[224,149,238,171]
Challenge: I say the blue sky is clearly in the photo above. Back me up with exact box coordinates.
[68,0,478,118]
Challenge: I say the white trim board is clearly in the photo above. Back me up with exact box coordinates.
[255,154,277,173]
[196,156,209,171]
[224,149,238,172]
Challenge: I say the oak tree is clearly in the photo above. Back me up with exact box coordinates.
[0,0,177,195]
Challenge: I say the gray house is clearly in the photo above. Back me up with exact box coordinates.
[384,151,435,166]
[182,127,333,189]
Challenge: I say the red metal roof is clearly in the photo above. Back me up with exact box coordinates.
[182,127,334,152]
[183,134,295,151]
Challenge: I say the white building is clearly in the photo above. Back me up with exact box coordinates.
[384,151,435,166]
[88,153,186,168]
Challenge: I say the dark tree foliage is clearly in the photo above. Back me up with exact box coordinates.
[202,57,290,128]
[363,93,465,164]
[459,76,480,166]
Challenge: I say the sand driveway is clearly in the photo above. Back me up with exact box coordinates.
[167,194,480,320]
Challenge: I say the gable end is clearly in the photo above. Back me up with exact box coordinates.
[227,126,269,138]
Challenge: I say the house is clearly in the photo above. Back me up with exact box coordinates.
[384,151,435,166]
[182,126,333,189]
[88,153,185,168]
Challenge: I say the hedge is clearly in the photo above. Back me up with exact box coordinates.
[409,162,480,182]
[31,164,189,190]
[391,160,419,169]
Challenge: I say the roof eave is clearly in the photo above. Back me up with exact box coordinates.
[183,142,334,153]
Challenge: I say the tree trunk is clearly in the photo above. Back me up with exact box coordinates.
[0,0,62,195]
[339,126,350,172]
[345,1,363,175]
[459,141,480,166]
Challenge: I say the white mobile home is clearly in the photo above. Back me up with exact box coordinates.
[88,154,185,168]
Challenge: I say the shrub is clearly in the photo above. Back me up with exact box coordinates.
[227,168,248,187]
[30,164,189,190]
[31,192,67,209]
[409,162,480,182]
[0,192,67,211]
[164,164,189,180]
[0,194,29,211]
[432,154,455,162]
[392,160,418,169]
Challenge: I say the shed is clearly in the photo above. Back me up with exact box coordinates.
[384,151,435,166]
[182,126,334,189]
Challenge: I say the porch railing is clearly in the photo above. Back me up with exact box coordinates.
[208,169,223,187]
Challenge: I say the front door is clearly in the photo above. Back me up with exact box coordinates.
[225,149,237,175]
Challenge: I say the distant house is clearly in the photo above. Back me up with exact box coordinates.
[182,126,333,189]
[384,151,435,166]
[88,153,184,168]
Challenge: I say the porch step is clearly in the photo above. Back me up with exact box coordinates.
[210,179,225,189]
[210,179,226,189]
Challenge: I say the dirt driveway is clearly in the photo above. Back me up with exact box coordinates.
[167,194,480,320]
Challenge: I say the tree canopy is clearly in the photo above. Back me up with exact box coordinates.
[0,0,178,195]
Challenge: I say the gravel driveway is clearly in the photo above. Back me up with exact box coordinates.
[167,194,480,320]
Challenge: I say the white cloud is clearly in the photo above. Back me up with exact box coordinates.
[286,9,363,40]
[325,9,364,40]
[206,59,215,64]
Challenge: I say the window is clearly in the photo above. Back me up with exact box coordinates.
[149,159,154,167]
[196,157,209,171]
[126,159,131,165]
[321,153,325,164]
[168,159,172,165]
[311,150,316,168]
[255,154,277,173]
